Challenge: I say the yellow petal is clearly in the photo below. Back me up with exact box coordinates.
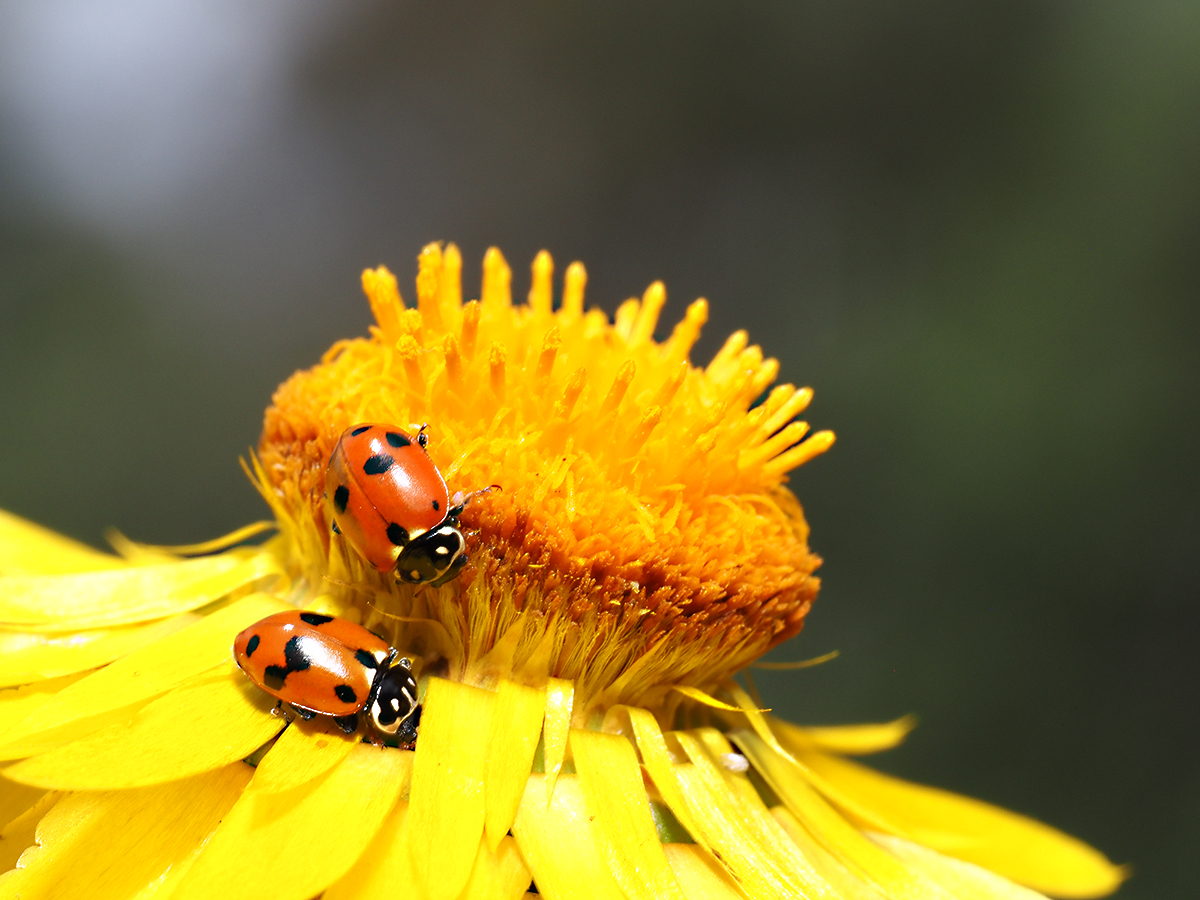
[0,673,88,736]
[485,679,545,850]
[324,802,414,900]
[738,720,930,850]
[671,685,751,713]
[792,745,1128,898]
[733,728,951,900]
[249,716,357,793]
[132,520,276,556]
[0,763,250,900]
[170,742,408,900]
[673,729,837,900]
[0,615,197,688]
[2,668,283,788]
[662,844,746,900]
[670,763,800,899]
[725,680,795,762]
[457,835,533,900]
[0,509,125,576]
[0,698,147,764]
[326,803,530,900]
[541,677,573,801]
[752,650,840,671]
[407,677,493,900]
[0,593,288,742]
[0,551,279,631]
[0,789,58,874]
[511,773,626,900]
[770,806,888,900]
[570,727,686,900]
[626,708,713,852]
[728,775,854,900]
[632,706,830,899]
[0,780,46,832]
[870,832,1052,899]
[773,715,917,756]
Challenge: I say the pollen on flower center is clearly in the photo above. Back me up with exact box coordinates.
[254,244,834,716]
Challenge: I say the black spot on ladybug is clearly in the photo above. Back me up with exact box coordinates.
[355,649,378,669]
[283,636,313,672]
[386,522,409,545]
[333,485,350,514]
[245,634,260,657]
[386,431,411,448]
[432,499,440,511]
[335,684,358,703]
[364,453,394,476]
[300,612,334,626]
[263,665,288,690]
[351,425,372,436]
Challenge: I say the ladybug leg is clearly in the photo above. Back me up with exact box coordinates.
[416,422,429,449]
[449,484,501,518]
[333,713,360,735]
[270,701,296,724]
[290,704,317,721]
[396,704,422,749]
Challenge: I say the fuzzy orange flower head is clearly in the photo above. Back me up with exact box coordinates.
[0,243,1127,900]
[255,243,834,718]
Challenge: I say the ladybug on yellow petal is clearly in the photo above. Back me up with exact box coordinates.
[324,423,468,587]
[233,610,420,746]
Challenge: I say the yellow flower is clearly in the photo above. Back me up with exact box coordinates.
[0,244,1125,900]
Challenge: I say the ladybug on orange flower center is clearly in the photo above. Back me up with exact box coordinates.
[325,422,474,587]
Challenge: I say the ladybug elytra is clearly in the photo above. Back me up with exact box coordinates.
[233,610,420,745]
[324,423,468,587]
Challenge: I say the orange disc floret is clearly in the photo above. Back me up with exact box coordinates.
[256,243,833,712]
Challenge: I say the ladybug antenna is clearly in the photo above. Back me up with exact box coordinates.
[362,599,455,654]
[363,599,429,623]
[449,484,502,518]
[319,573,379,598]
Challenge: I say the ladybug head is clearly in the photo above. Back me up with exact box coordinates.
[394,523,467,587]
[369,658,420,739]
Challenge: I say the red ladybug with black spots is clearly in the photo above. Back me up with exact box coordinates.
[324,423,469,587]
[233,610,420,746]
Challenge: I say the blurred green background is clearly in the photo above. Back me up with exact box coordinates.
[1,3,1195,895]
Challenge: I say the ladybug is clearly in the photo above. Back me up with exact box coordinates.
[324,423,468,588]
[233,610,420,746]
